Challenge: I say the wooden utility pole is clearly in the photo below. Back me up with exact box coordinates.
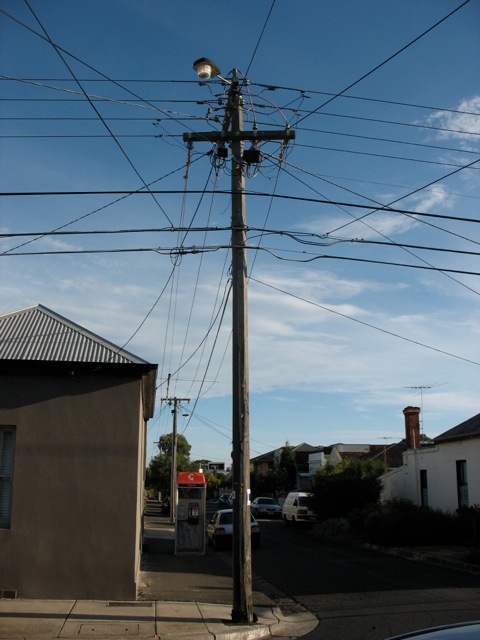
[184,72,294,624]
[166,397,190,523]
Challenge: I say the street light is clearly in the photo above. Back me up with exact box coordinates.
[193,57,221,80]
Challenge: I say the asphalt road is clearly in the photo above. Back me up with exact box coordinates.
[251,518,480,640]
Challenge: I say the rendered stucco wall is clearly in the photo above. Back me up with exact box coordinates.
[382,440,480,513]
[0,371,145,599]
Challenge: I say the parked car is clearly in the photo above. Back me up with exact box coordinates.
[206,509,261,551]
[251,497,282,518]
[218,493,231,508]
[385,621,480,639]
[282,491,317,525]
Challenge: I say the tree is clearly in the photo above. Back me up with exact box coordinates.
[279,442,297,492]
[250,467,286,498]
[308,458,383,521]
[145,433,195,500]
[204,470,230,498]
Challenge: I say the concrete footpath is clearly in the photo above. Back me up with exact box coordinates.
[0,513,318,640]
[0,599,318,640]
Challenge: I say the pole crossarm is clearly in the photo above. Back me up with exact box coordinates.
[183,129,295,144]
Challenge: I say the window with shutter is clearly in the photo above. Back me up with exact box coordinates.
[0,428,15,529]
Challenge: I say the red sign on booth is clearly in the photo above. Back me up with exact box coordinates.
[176,471,206,485]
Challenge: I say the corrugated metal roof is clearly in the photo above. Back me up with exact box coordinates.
[0,304,150,365]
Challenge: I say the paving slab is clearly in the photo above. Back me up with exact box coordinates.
[0,599,75,639]
[155,601,213,639]
[60,601,156,638]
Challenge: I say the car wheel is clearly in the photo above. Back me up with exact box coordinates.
[283,515,290,526]
[213,537,222,551]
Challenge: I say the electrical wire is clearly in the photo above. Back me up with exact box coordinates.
[23,0,174,226]
[244,0,276,78]
[4,243,478,277]
[3,75,479,121]
[2,190,477,225]
[264,155,480,295]
[249,276,480,367]
[295,0,471,126]
[0,160,201,254]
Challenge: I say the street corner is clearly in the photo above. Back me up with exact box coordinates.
[266,605,319,638]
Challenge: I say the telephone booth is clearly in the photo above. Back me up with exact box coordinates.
[175,471,206,555]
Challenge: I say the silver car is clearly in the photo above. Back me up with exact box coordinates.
[251,497,282,518]
[206,509,261,551]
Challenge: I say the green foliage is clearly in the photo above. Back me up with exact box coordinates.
[251,467,286,498]
[145,433,196,500]
[279,442,297,492]
[364,499,474,547]
[250,442,299,497]
[308,458,383,520]
[313,518,353,543]
[204,471,230,497]
[452,505,480,547]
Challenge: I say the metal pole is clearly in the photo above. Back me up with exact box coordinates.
[229,73,253,624]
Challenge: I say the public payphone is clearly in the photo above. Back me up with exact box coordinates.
[175,471,206,555]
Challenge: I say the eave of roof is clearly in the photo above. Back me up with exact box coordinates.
[434,412,480,443]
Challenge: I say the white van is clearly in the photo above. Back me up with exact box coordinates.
[282,491,317,525]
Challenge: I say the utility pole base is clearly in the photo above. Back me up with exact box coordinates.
[231,609,258,625]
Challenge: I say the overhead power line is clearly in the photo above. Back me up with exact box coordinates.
[295,0,472,125]
[1,189,478,224]
[3,75,478,119]
[249,276,480,367]
[2,244,479,277]
[2,228,480,258]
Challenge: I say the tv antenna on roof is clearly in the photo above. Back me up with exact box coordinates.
[405,383,447,433]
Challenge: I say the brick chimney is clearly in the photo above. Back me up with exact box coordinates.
[403,406,421,449]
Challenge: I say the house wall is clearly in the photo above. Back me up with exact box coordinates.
[0,371,145,600]
[381,447,439,505]
[308,451,325,474]
[381,439,480,513]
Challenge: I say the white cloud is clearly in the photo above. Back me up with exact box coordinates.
[408,184,454,213]
[427,96,480,148]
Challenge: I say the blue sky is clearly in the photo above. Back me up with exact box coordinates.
[1,0,479,466]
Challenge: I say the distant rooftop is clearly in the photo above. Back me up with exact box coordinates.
[434,412,480,443]
[0,304,151,365]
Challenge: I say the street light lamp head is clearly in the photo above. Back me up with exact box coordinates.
[193,57,220,80]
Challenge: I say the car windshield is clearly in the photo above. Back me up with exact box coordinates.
[259,498,276,505]
[298,497,309,507]
[219,512,233,524]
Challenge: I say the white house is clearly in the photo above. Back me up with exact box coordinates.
[382,408,480,513]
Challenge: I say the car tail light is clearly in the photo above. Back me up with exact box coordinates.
[214,527,227,534]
